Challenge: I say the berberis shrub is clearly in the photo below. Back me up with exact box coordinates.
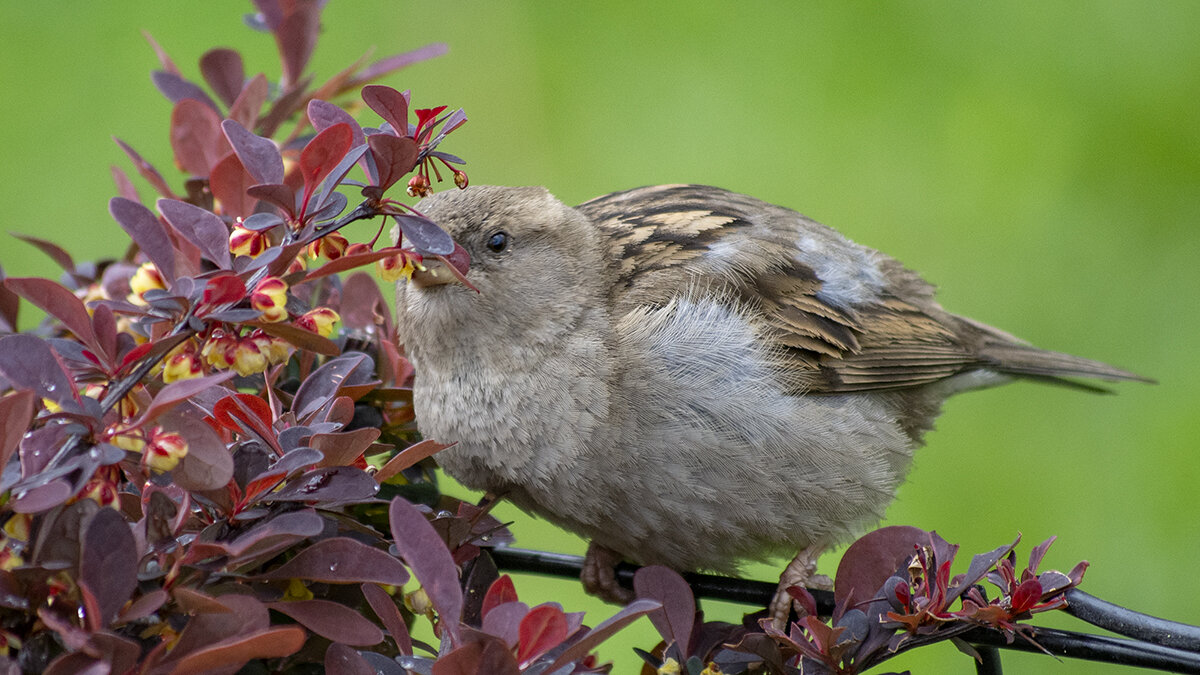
[0,3,1089,674]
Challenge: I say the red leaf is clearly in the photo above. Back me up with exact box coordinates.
[299,123,353,196]
[253,537,409,585]
[199,47,245,108]
[544,599,661,673]
[375,439,453,484]
[388,497,463,644]
[481,575,519,620]
[212,393,275,434]
[267,599,383,646]
[202,273,247,306]
[366,134,419,191]
[228,73,269,130]
[307,99,365,146]
[1010,578,1044,614]
[169,626,306,675]
[111,165,141,203]
[361,85,410,136]
[517,604,569,666]
[5,277,102,360]
[312,428,381,468]
[0,390,35,469]
[170,99,231,176]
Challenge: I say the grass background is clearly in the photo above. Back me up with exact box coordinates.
[3,2,1198,672]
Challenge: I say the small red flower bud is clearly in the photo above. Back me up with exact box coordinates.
[230,224,268,258]
[296,307,341,338]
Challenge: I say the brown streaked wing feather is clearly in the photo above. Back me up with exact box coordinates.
[577,184,990,394]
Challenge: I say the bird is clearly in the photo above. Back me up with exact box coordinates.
[393,184,1147,623]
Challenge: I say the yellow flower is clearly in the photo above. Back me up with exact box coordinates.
[110,428,146,453]
[163,348,203,383]
[657,658,681,675]
[377,253,419,282]
[128,262,166,305]
[306,232,349,260]
[145,428,188,472]
[3,514,30,542]
[250,277,289,323]
[229,223,268,258]
[230,337,268,376]
[77,478,119,508]
[282,578,314,602]
[202,329,237,369]
[249,329,291,365]
[296,307,340,339]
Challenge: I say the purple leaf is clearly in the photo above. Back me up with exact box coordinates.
[111,165,141,203]
[79,506,137,625]
[0,334,78,408]
[246,184,297,218]
[308,99,365,147]
[389,497,463,644]
[10,478,73,514]
[834,525,939,614]
[325,643,374,675]
[161,408,234,491]
[433,639,519,675]
[222,119,285,185]
[634,566,695,657]
[355,44,448,83]
[253,537,409,586]
[0,390,35,469]
[108,197,177,280]
[199,48,245,108]
[291,353,372,420]
[4,277,102,360]
[946,536,1020,606]
[481,601,529,647]
[274,3,321,86]
[361,85,410,138]
[151,69,220,113]
[12,234,75,272]
[362,582,412,655]
[543,599,662,673]
[339,272,389,331]
[135,371,235,428]
[243,212,285,232]
[312,144,367,214]
[251,320,340,356]
[113,137,176,200]
[265,466,379,505]
[395,214,454,256]
[157,198,233,268]
[267,599,383,646]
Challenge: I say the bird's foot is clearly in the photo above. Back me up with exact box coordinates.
[581,542,635,604]
[770,544,832,630]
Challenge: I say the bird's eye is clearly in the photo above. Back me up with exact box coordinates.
[486,230,509,253]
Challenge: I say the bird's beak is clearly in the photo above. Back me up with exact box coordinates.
[411,242,476,291]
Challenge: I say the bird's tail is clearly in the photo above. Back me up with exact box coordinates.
[965,318,1154,391]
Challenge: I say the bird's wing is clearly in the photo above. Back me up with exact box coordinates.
[576,184,1004,394]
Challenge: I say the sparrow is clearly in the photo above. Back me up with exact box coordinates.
[394,184,1147,622]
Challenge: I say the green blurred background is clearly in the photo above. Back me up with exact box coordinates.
[3,2,1198,672]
